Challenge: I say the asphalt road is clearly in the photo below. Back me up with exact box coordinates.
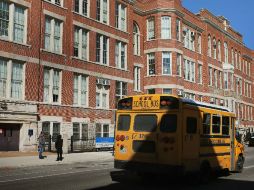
[1,147,254,190]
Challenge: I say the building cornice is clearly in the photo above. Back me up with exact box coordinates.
[201,18,244,46]
[134,7,185,18]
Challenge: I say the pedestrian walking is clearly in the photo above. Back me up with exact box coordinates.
[55,134,63,161]
[38,131,45,159]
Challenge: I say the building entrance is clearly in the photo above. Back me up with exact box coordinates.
[0,123,21,151]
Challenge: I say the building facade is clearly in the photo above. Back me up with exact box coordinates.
[0,0,253,151]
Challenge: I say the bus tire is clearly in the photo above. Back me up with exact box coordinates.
[236,155,244,173]
[200,162,211,184]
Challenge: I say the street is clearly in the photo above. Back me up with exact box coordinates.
[1,147,254,190]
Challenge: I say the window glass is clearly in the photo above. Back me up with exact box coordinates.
[222,116,229,135]
[117,115,130,131]
[134,115,157,132]
[160,114,177,133]
[212,115,221,134]
[73,123,80,141]
[203,113,211,134]
[187,117,197,134]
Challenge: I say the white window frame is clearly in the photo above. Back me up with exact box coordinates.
[197,34,201,54]
[161,16,171,39]
[0,2,28,44]
[72,122,88,140]
[43,67,62,104]
[224,42,228,64]
[115,81,127,103]
[231,48,234,66]
[95,123,109,138]
[73,26,89,60]
[96,0,109,24]
[147,17,155,40]
[133,23,140,56]
[163,88,172,94]
[147,53,155,76]
[218,41,221,61]
[197,64,202,84]
[208,35,211,57]
[115,2,126,31]
[46,0,63,7]
[74,0,90,17]
[44,16,63,54]
[73,74,88,107]
[134,66,141,91]
[96,33,109,65]
[0,58,25,100]
[209,67,213,86]
[115,41,127,70]
[162,52,172,75]
[176,53,182,77]
[42,121,61,142]
[96,84,109,109]
[176,18,181,41]
[213,38,217,59]
[184,59,195,82]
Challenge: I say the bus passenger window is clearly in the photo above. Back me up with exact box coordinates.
[117,115,131,131]
[134,115,157,132]
[187,117,197,134]
[212,115,221,134]
[203,113,211,134]
[160,114,177,133]
[222,116,229,135]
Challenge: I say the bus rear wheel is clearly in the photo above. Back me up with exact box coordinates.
[236,155,244,173]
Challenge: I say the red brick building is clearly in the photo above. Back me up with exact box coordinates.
[0,0,253,151]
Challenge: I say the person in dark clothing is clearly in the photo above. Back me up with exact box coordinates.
[55,135,63,161]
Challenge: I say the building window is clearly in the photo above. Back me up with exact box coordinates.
[161,16,171,39]
[197,34,201,54]
[74,0,89,16]
[115,2,126,31]
[162,52,172,75]
[74,26,88,60]
[73,123,88,141]
[184,59,195,82]
[44,17,63,54]
[163,88,172,94]
[197,64,202,84]
[209,67,212,86]
[134,66,141,91]
[219,71,222,89]
[147,53,155,75]
[0,58,24,100]
[96,84,109,109]
[73,74,88,106]
[184,92,195,100]
[176,54,182,76]
[176,18,180,41]
[43,68,61,103]
[214,70,218,88]
[96,0,108,24]
[133,23,140,56]
[46,0,63,6]
[147,17,155,40]
[213,38,217,59]
[224,42,228,63]
[218,41,221,61]
[231,48,234,66]
[0,1,27,44]
[96,123,109,137]
[115,41,127,70]
[96,34,108,65]
[42,122,61,142]
[239,52,241,70]
[183,28,195,51]
[147,89,155,94]
[224,72,228,90]
[115,81,127,106]
[208,35,211,57]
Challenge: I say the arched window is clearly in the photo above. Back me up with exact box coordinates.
[213,38,217,59]
[208,35,211,57]
[133,23,140,56]
[224,42,228,63]
[218,40,221,61]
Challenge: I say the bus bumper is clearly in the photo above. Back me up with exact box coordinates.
[114,160,184,175]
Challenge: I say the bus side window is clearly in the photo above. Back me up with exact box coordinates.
[222,116,229,135]
[186,117,197,134]
[203,113,211,134]
[212,115,221,134]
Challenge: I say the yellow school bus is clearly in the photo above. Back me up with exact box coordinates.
[114,94,244,181]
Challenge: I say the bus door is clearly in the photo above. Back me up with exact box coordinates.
[156,112,178,165]
[182,109,200,171]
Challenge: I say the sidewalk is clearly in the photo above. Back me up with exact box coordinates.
[0,151,114,168]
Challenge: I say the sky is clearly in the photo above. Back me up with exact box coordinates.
[182,0,254,50]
